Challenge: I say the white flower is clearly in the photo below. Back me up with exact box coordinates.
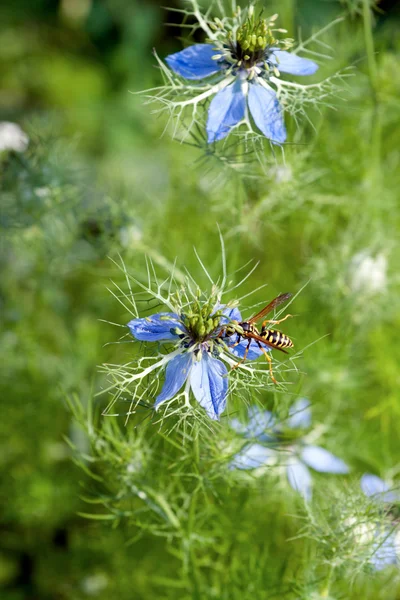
[81,573,108,596]
[349,251,387,295]
[0,121,29,152]
[119,224,143,248]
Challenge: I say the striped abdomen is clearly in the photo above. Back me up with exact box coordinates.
[261,329,293,349]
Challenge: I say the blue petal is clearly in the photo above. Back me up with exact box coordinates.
[370,529,398,571]
[128,312,184,342]
[361,474,400,504]
[361,474,390,497]
[190,352,228,420]
[207,80,246,143]
[301,445,349,474]
[230,406,275,439]
[230,409,275,442]
[165,44,223,80]
[245,405,276,438]
[227,337,264,361]
[154,352,192,407]
[286,459,312,501]
[220,306,242,323]
[230,443,275,470]
[286,398,311,429]
[248,83,286,144]
[269,50,318,76]
[217,305,242,335]
[229,417,249,435]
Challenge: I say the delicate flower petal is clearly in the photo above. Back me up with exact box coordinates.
[361,474,390,497]
[228,337,264,361]
[229,417,249,435]
[230,406,275,442]
[269,50,318,76]
[220,306,242,323]
[190,352,228,420]
[154,353,192,407]
[301,445,349,474]
[165,43,223,80]
[286,398,311,429]
[361,474,400,504]
[286,459,312,501]
[207,80,246,143]
[248,83,286,144]
[230,443,275,470]
[245,405,276,438]
[128,312,184,342]
[370,529,399,571]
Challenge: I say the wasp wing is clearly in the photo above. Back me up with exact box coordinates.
[248,293,292,324]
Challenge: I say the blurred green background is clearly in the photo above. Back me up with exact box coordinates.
[1,0,400,598]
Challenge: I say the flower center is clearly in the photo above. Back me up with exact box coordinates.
[234,14,275,68]
[182,303,223,343]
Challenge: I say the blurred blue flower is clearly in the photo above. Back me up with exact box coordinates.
[360,474,400,570]
[166,34,318,144]
[230,398,349,500]
[369,530,399,571]
[361,474,400,505]
[128,305,262,420]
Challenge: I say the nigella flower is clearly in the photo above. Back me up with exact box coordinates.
[361,474,400,505]
[164,9,318,144]
[360,474,400,571]
[230,398,349,500]
[128,305,263,421]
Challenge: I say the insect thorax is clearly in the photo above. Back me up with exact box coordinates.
[240,321,258,334]
[224,320,243,337]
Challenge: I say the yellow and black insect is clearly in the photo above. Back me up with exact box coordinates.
[222,293,294,384]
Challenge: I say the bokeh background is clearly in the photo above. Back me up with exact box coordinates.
[1,0,400,598]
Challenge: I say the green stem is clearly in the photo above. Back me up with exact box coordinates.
[362,0,378,96]
[362,0,382,201]
[187,488,201,599]
[321,563,335,597]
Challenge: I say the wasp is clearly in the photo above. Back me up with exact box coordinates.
[221,293,294,384]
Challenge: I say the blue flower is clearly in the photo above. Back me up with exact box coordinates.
[128,305,263,420]
[360,474,400,570]
[369,530,399,571]
[361,474,400,505]
[230,398,349,500]
[165,30,318,144]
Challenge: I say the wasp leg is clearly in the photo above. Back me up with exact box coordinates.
[229,334,242,350]
[231,338,252,370]
[255,341,278,385]
[261,314,293,328]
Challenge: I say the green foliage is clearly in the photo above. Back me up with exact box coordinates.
[1,0,400,598]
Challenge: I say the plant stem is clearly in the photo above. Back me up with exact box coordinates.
[362,0,378,96]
